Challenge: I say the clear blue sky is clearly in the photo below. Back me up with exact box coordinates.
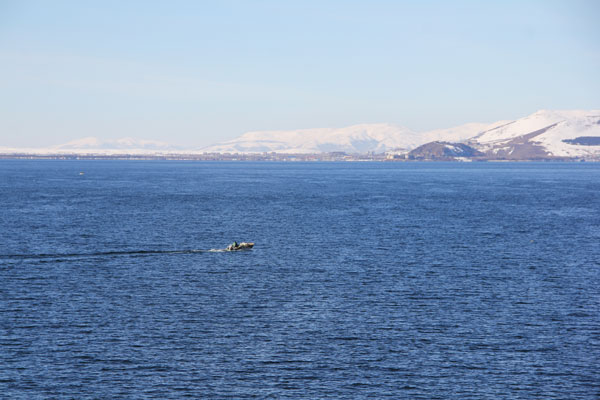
[1,0,598,147]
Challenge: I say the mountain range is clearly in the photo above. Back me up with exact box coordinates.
[201,110,600,160]
[1,110,599,160]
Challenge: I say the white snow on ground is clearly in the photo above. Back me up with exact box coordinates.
[55,137,174,150]
[444,144,463,153]
[200,124,424,154]
[2,110,599,158]
[200,121,516,155]
[421,121,509,144]
[472,110,595,145]
[202,119,522,155]
[531,114,600,157]
[469,110,600,158]
[0,136,190,155]
[0,146,190,155]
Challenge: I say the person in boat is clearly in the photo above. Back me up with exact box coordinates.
[228,241,238,250]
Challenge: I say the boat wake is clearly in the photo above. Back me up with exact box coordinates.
[0,248,235,261]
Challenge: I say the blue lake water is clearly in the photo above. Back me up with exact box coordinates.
[1,160,599,399]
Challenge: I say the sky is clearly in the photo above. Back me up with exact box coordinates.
[0,0,599,148]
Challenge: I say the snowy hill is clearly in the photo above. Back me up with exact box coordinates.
[199,121,515,155]
[0,137,183,155]
[55,137,175,151]
[420,121,511,144]
[200,109,600,159]
[469,110,600,159]
[408,141,484,160]
[1,110,599,160]
[199,124,422,154]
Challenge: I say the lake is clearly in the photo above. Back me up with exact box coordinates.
[1,160,599,399]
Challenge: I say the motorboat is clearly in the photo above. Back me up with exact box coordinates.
[226,242,254,251]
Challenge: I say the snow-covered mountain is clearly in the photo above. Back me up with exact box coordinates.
[0,137,183,155]
[55,137,175,151]
[468,110,600,159]
[200,109,600,159]
[420,121,511,144]
[199,124,422,154]
[198,120,519,155]
[1,110,599,159]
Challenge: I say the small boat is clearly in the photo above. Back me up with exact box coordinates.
[226,242,254,251]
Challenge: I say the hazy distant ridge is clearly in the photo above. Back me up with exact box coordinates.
[200,109,600,159]
[1,110,599,159]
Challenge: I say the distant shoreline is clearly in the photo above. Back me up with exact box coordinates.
[0,153,595,162]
